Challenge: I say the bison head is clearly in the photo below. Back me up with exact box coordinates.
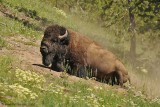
[40,25,69,67]
[40,39,57,66]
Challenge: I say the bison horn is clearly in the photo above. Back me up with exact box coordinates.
[58,30,68,39]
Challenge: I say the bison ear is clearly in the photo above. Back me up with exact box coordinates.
[58,27,70,45]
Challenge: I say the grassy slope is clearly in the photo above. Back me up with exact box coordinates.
[0,0,160,106]
[0,56,159,107]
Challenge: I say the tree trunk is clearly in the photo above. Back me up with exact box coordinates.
[128,0,136,64]
[55,0,58,7]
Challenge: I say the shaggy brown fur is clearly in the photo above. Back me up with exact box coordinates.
[40,24,130,86]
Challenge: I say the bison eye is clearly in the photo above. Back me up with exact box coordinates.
[44,34,51,38]
[40,46,48,54]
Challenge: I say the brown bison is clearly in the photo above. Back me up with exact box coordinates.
[40,24,130,86]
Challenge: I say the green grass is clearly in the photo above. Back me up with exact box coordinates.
[1,56,160,106]
[2,0,69,26]
[0,16,41,38]
[0,55,13,75]
[0,37,7,48]
[0,56,159,107]
[0,59,159,106]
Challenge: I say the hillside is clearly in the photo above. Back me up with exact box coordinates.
[0,0,160,107]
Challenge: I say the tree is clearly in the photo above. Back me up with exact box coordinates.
[128,0,136,64]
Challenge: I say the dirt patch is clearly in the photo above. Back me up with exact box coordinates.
[0,11,5,17]
[2,35,52,73]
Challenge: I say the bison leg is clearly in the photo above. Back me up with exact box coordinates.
[111,72,117,85]
[68,65,94,78]
[76,66,88,78]
[116,70,123,87]
[106,72,119,86]
[51,59,65,72]
[71,65,88,78]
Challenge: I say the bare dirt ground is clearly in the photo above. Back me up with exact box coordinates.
[1,35,61,76]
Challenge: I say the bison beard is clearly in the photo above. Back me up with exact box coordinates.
[40,24,130,86]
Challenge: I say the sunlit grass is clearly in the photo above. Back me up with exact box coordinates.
[0,55,13,78]
[0,37,7,48]
[0,16,41,38]
[2,0,68,25]
[1,66,160,107]
[0,54,159,106]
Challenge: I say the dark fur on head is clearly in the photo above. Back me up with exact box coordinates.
[40,25,69,70]
[44,25,69,45]
[51,45,68,71]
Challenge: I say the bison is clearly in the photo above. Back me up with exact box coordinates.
[40,24,130,86]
